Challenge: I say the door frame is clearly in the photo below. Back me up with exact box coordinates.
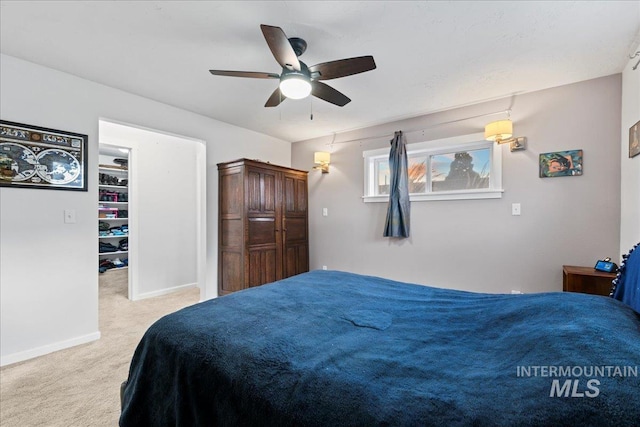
[98,118,206,301]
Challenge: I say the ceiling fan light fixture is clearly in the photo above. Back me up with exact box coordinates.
[279,73,312,100]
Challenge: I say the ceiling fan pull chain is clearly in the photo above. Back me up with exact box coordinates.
[310,97,314,120]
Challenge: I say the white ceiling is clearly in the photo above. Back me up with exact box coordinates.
[1,1,639,142]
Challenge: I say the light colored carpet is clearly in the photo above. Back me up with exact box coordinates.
[0,269,201,427]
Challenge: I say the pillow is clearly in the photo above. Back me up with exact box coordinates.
[611,243,640,313]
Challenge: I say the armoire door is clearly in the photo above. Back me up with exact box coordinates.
[282,171,309,278]
[246,166,282,287]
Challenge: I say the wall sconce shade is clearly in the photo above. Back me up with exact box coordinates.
[314,151,330,164]
[484,119,526,152]
[313,151,330,173]
[484,120,513,142]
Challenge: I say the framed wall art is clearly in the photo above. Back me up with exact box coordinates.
[630,120,639,158]
[539,149,583,178]
[0,120,88,191]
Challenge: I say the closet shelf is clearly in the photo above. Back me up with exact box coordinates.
[99,184,129,190]
[99,164,128,171]
[99,250,128,255]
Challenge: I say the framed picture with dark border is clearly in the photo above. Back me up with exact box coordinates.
[630,120,639,158]
[0,120,88,191]
[539,149,583,178]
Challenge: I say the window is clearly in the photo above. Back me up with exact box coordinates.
[363,133,503,202]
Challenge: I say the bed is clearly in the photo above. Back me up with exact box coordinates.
[120,244,640,426]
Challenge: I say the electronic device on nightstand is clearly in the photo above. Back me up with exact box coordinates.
[594,257,618,273]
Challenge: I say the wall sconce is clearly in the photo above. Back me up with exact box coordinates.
[484,120,526,152]
[313,151,330,173]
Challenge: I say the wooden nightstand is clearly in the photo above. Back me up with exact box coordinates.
[562,265,616,296]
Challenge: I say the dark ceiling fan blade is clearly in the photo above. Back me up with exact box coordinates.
[209,70,280,79]
[308,56,376,80]
[311,81,351,107]
[265,87,285,107]
[260,24,301,71]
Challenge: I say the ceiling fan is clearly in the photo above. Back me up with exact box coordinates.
[209,24,376,108]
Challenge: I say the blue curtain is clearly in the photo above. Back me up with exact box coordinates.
[383,131,410,238]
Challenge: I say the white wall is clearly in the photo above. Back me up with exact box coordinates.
[292,75,622,294]
[0,54,291,366]
[100,121,201,300]
[620,43,640,255]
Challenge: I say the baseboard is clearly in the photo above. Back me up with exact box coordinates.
[132,282,198,301]
[0,331,101,367]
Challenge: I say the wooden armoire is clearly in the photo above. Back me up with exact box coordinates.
[217,159,309,296]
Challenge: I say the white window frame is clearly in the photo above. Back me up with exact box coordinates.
[363,133,503,203]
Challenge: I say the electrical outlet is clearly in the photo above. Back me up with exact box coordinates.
[322,265,328,270]
[511,203,521,216]
[322,208,328,217]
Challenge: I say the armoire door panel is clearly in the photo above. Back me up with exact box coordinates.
[263,173,276,212]
[297,244,309,273]
[220,251,242,293]
[296,179,307,213]
[248,248,277,287]
[284,217,307,242]
[283,174,308,214]
[284,176,296,212]
[283,246,296,278]
[283,243,309,278]
[248,218,276,246]
[248,168,277,214]
[220,172,243,216]
[247,171,261,212]
[221,218,242,248]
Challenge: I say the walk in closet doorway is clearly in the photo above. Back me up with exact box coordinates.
[98,120,206,302]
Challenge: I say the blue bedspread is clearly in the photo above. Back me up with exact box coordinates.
[120,270,640,426]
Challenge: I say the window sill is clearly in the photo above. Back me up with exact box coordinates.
[362,189,504,203]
